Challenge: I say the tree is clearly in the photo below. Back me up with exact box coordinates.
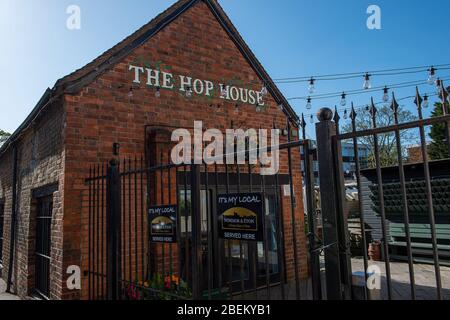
[342,105,417,168]
[0,129,11,147]
[428,101,450,160]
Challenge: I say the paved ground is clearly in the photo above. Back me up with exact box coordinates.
[351,257,450,300]
[0,278,20,301]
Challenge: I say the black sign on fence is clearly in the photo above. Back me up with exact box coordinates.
[217,193,263,241]
[148,205,178,243]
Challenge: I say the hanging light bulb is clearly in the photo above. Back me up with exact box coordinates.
[306,97,312,110]
[308,78,315,94]
[423,94,429,108]
[343,109,348,120]
[382,86,389,103]
[186,86,193,98]
[128,87,134,98]
[363,73,372,90]
[234,104,239,114]
[278,104,284,111]
[216,104,221,113]
[155,86,161,98]
[310,115,314,123]
[340,92,347,106]
[428,66,437,85]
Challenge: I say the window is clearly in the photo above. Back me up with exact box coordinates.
[0,201,4,264]
[34,195,53,299]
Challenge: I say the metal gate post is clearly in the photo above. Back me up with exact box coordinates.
[315,108,351,300]
[107,159,122,300]
[303,139,322,300]
[190,164,203,299]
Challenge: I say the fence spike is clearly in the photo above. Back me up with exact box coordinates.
[370,97,378,128]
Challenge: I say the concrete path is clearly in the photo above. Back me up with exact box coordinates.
[0,279,20,300]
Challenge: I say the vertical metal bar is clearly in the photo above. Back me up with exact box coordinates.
[287,120,301,299]
[168,152,174,292]
[349,107,370,300]
[370,102,393,300]
[183,165,190,287]
[96,164,100,299]
[304,140,322,300]
[204,162,212,299]
[415,91,443,299]
[160,153,166,287]
[107,159,122,300]
[391,98,416,300]
[101,164,105,299]
[128,159,132,283]
[272,121,286,300]
[140,157,145,283]
[176,166,183,282]
[88,166,92,300]
[214,163,223,297]
[122,159,126,286]
[274,165,287,299]
[261,174,271,299]
[236,164,246,299]
[191,164,203,299]
[248,160,258,299]
[332,122,353,301]
[225,164,233,299]
[134,158,138,283]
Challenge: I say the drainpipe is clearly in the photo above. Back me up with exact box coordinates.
[6,145,18,293]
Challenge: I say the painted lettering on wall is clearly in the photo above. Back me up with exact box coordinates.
[129,63,265,106]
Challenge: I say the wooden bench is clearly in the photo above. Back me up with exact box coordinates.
[389,223,450,266]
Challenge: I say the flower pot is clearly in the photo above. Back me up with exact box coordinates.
[368,241,381,261]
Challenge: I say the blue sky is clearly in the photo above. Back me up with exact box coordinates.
[1,0,449,139]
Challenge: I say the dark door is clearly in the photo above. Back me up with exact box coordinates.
[219,191,281,292]
[178,186,282,296]
[34,196,53,299]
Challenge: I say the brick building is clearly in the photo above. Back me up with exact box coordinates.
[0,0,308,300]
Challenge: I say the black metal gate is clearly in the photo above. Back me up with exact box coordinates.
[314,86,450,300]
[85,138,322,300]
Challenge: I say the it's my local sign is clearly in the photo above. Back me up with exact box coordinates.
[129,64,266,106]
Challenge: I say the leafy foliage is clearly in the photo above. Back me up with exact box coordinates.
[0,129,11,147]
[342,106,417,168]
[428,102,450,160]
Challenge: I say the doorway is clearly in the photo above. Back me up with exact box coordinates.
[178,186,282,295]
[33,195,53,299]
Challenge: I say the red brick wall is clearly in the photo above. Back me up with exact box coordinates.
[0,101,65,299]
[63,1,307,300]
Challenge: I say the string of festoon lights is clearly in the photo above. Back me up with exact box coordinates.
[127,64,450,116]
[295,91,443,125]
